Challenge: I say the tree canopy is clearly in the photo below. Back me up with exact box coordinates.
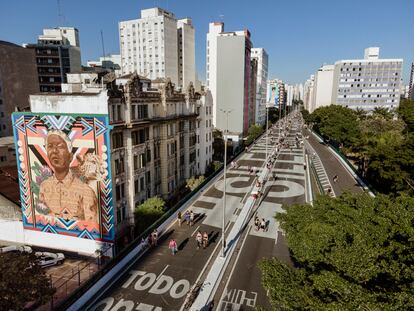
[304,103,414,195]
[310,105,360,147]
[134,197,166,235]
[0,252,55,310]
[186,175,205,191]
[259,193,414,310]
[246,124,264,145]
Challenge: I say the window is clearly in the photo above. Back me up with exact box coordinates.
[140,177,145,191]
[116,183,125,201]
[115,158,125,174]
[135,179,139,194]
[146,171,151,184]
[134,155,139,170]
[112,132,124,149]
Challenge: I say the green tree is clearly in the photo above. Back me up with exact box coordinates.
[300,109,311,124]
[372,106,394,120]
[259,193,414,310]
[134,197,165,235]
[186,175,205,191]
[246,124,264,145]
[268,107,280,124]
[311,105,360,147]
[398,99,414,133]
[212,129,224,161]
[0,252,55,310]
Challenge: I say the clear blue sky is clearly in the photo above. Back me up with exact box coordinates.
[1,0,413,84]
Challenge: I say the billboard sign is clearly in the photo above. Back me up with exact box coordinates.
[12,113,114,242]
[266,81,279,108]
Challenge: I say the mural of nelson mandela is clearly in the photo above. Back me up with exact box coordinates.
[38,130,98,223]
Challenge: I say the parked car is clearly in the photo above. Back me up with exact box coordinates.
[0,245,32,254]
[35,252,65,268]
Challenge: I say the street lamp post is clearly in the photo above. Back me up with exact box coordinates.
[265,105,269,160]
[219,108,232,257]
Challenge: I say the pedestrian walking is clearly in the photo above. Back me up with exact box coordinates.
[177,211,182,226]
[190,210,195,227]
[202,232,209,249]
[196,231,202,249]
[333,175,338,183]
[152,229,158,246]
[260,218,266,232]
[254,217,260,231]
[169,239,178,255]
[184,211,190,225]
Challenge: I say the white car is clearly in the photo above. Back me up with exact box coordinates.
[0,245,32,254]
[35,252,65,268]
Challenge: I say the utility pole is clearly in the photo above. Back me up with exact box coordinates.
[100,30,106,61]
[219,108,232,257]
[265,105,269,160]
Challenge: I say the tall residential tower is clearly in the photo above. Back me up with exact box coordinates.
[119,8,196,89]
[206,22,254,142]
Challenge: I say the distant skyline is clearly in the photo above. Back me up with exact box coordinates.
[1,0,413,85]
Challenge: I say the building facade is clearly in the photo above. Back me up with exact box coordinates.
[332,47,403,110]
[119,8,196,89]
[251,48,269,126]
[303,75,315,112]
[310,64,335,112]
[408,63,414,100]
[206,22,254,142]
[30,72,211,242]
[0,41,39,137]
[26,27,81,93]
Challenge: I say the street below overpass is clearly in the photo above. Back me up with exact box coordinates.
[86,115,367,311]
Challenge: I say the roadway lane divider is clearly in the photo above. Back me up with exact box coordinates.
[190,117,293,310]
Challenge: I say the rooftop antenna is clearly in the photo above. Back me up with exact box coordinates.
[57,0,65,25]
[100,30,106,61]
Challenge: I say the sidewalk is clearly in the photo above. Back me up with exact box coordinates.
[190,120,290,310]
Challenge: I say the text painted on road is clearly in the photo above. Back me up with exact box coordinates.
[91,269,190,311]
[220,289,257,310]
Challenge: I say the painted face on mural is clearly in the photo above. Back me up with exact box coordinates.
[46,134,72,174]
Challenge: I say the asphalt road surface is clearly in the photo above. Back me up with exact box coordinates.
[215,117,306,310]
[304,128,363,195]
[87,126,279,311]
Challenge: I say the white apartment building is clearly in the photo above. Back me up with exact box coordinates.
[310,64,335,112]
[251,48,269,126]
[332,47,403,110]
[196,88,213,174]
[303,75,315,112]
[207,22,254,142]
[39,27,80,47]
[119,8,196,89]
